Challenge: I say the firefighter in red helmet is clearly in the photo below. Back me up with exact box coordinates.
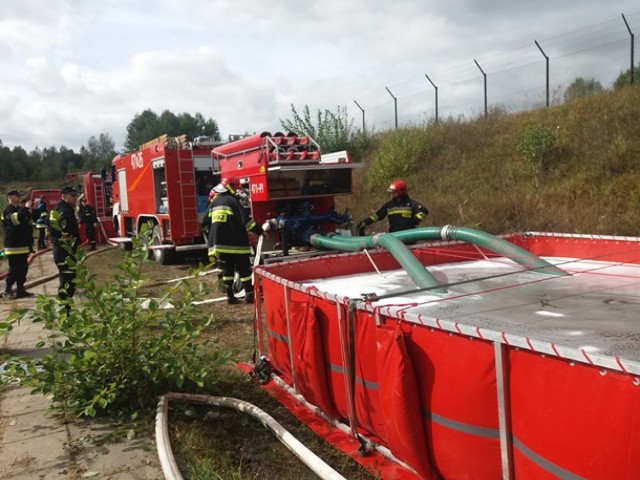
[357,179,429,233]
[220,176,240,194]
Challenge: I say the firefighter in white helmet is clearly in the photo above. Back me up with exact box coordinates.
[357,179,429,233]
[203,176,263,304]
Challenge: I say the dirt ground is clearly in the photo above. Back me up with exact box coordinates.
[0,246,376,480]
[88,248,376,479]
[0,249,163,480]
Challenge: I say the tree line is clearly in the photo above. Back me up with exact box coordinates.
[3,66,636,185]
[0,110,220,184]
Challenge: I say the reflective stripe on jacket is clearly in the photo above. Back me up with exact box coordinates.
[366,195,429,233]
[1,204,32,254]
[206,192,261,256]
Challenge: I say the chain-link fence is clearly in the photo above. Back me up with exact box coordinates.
[352,12,640,132]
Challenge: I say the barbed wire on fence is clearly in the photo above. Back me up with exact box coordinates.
[351,11,640,133]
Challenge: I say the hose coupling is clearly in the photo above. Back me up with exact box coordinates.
[440,224,455,241]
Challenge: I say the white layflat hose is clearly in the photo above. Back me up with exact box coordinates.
[252,234,265,285]
[155,392,347,480]
[98,218,121,246]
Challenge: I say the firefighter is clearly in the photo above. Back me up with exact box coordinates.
[357,179,429,233]
[201,186,219,239]
[78,197,98,250]
[237,178,251,215]
[1,189,34,299]
[204,176,263,305]
[34,195,49,250]
[49,185,80,302]
[21,199,35,253]
[112,201,120,236]
[202,186,226,293]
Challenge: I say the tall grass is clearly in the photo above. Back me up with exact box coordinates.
[344,84,640,236]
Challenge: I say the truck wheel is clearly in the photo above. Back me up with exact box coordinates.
[139,229,153,260]
[121,241,133,252]
[152,225,173,265]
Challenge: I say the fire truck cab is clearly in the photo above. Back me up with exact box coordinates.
[110,134,220,264]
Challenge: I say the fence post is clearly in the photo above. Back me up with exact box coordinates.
[622,13,635,85]
[353,99,366,134]
[474,59,488,117]
[425,73,439,123]
[385,87,398,129]
[535,40,550,106]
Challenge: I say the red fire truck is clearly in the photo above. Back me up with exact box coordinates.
[29,189,62,211]
[212,131,362,260]
[107,132,360,264]
[110,134,220,264]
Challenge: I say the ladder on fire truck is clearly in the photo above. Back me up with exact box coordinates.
[177,147,199,237]
[93,180,106,217]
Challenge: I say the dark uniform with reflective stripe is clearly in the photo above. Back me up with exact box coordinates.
[1,204,32,296]
[49,200,80,301]
[34,198,49,250]
[79,203,98,249]
[362,194,429,233]
[203,191,262,303]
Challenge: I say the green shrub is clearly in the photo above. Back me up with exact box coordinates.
[516,124,558,172]
[280,104,353,153]
[0,317,15,338]
[5,229,229,419]
[366,126,439,190]
[346,129,378,163]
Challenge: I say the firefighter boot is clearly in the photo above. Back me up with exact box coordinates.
[245,291,254,304]
[226,286,238,305]
[216,272,227,293]
[242,282,254,304]
[16,284,34,298]
[2,282,15,299]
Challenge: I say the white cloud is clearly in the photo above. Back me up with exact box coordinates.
[0,0,638,152]
[0,0,73,59]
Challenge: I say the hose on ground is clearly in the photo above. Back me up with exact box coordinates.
[0,247,52,282]
[19,245,117,289]
[98,218,121,247]
[156,392,347,480]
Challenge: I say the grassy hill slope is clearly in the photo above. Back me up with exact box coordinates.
[343,84,640,236]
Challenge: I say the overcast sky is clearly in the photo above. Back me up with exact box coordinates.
[1,0,639,152]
